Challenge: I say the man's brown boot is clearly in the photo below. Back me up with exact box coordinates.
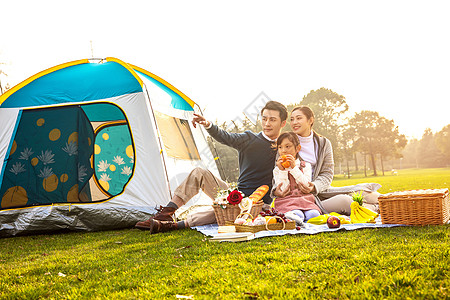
[135,206,176,230]
[148,219,178,234]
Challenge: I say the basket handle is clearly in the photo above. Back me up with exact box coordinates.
[265,216,286,231]
[235,212,254,222]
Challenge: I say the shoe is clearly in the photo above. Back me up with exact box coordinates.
[153,205,177,221]
[136,219,178,234]
[135,206,176,229]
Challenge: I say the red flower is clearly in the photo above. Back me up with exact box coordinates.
[227,190,243,205]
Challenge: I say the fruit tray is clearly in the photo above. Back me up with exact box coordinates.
[378,188,449,225]
[225,220,296,233]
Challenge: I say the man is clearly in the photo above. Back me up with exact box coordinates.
[135,100,287,233]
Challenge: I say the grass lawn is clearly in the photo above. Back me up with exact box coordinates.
[332,167,450,194]
[1,168,449,299]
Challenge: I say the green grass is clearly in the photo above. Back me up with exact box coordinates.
[333,167,450,194]
[1,168,449,299]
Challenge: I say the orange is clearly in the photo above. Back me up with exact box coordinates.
[281,155,290,168]
[265,216,277,224]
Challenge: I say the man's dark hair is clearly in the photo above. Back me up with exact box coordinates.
[260,101,288,122]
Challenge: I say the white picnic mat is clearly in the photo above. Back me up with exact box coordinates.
[192,217,404,240]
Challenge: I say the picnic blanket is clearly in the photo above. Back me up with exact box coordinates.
[193,217,404,240]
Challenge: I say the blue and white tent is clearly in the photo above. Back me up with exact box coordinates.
[0,57,220,236]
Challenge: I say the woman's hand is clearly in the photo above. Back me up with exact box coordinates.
[273,183,290,198]
[299,181,315,194]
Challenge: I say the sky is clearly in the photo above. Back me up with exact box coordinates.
[1,0,449,140]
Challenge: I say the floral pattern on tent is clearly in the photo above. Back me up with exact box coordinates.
[93,122,134,196]
[0,106,94,209]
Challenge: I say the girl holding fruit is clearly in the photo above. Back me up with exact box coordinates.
[273,106,353,215]
[272,131,322,224]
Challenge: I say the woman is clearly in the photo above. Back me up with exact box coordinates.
[273,106,353,215]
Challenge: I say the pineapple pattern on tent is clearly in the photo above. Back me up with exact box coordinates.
[0,106,94,209]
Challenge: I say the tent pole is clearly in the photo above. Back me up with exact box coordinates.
[143,86,173,200]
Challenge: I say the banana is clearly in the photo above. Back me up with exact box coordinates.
[359,205,379,218]
[350,208,362,223]
[357,208,376,223]
[351,201,376,223]
[329,212,352,224]
[350,202,363,223]
[307,214,328,225]
[351,203,367,223]
[356,206,376,222]
[352,212,364,223]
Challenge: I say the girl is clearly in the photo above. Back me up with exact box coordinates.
[273,106,354,216]
[273,132,321,224]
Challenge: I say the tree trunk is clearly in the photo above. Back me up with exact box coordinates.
[346,158,350,179]
[380,154,385,176]
[364,153,367,177]
[354,152,359,171]
[370,152,377,176]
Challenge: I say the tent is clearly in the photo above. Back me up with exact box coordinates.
[0,57,221,236]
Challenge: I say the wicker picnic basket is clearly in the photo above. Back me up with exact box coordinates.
[378,188,449,225]
[213,203,263,226]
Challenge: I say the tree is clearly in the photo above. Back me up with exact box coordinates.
[400,126,450,169]
[348,111,379,175]
[241,114,262,133]
[401,138,420,169]
[287,87,349,164]
[434,125,450,166]
[376,119,407,175]
[340,123,358,178]
[349,110,406,176]
[417,128,445,168]
[206,114,263,183]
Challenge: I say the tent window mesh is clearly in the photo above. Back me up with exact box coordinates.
[154,112,201,160]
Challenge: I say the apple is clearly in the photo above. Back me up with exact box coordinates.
[326,215,341,228]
